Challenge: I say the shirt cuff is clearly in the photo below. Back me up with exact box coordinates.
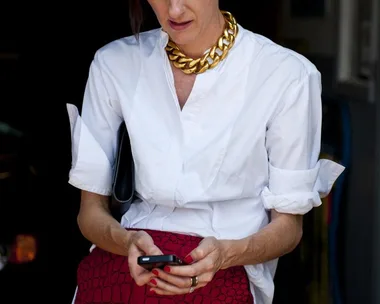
[67,103,113,196]
[261,159,345,214]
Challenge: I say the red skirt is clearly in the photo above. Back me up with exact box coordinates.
[75,229,254,304]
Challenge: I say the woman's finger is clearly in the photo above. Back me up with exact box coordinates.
[165,256,214,278]
[132,231,163,256]
[128,247,155,286]
[149,277,195,295]
[152,268,205,289]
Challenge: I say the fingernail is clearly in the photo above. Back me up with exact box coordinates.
[150,279,157,286]
[152,269,159,276]
[150,289,156,294]
[164,266,171,273]
[184,255,193,264]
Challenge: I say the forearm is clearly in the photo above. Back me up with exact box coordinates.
[77,190,135,256]
[221,210,303,268]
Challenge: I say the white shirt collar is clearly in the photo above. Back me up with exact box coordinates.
[159,28,170,49]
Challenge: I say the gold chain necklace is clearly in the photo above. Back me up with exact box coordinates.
[165,11,239,75]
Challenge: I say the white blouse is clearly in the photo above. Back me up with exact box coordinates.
[66,24,345,304]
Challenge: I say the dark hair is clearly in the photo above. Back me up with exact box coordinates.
[129,0,143,36]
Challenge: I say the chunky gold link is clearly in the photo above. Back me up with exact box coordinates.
[165,11,238,74]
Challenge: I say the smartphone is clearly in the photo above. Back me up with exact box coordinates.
[137,254,184,270]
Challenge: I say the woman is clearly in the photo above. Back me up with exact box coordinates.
[66,0,345,303]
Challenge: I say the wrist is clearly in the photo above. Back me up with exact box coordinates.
[124,230,137,253]
[219,238,249,269]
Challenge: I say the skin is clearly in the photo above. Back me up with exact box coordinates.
[77,0,303,297]
[147,0,225,58]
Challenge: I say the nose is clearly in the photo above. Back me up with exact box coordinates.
[168,0,185,20]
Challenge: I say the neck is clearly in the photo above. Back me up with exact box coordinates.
[177,11,225,59]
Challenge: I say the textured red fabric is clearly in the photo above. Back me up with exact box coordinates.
[75,229,254,304]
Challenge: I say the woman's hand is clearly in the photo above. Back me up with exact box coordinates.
[127,230,164,287]
[149,237,232,295]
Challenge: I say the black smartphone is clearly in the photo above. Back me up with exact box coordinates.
[137,254,184,270]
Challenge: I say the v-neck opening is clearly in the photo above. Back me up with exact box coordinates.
[164,56,200,114]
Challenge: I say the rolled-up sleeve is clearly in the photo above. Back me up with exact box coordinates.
[261,70,345,214]
[66,51,122,196]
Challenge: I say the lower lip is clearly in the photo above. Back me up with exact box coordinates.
[168,20,193,31]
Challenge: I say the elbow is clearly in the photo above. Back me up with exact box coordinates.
[293,214,304,248]
[287,223,303,254]
[77,212,86,237]
[77,212,83,230]
[77,208,91,240]
[77,211,94,244]
[271,210,304,254]
[281,214,303,254]
[294,226,303,249]
[76,190,108,239]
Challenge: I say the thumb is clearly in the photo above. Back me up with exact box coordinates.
[184,237,214,264]
[146,244,163,256]
[134,232,163,255]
